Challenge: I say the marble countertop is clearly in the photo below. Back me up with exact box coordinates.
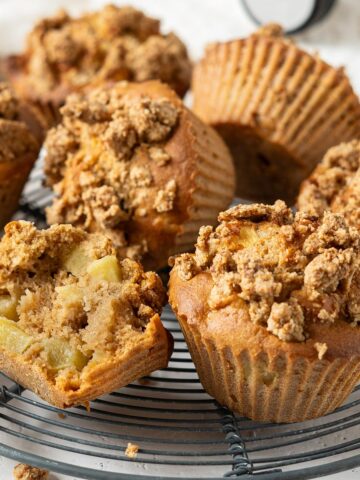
[0,0,359,478]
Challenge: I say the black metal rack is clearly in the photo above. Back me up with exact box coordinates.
[1,159,359,479]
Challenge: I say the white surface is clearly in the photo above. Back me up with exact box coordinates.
[0,0,360,478]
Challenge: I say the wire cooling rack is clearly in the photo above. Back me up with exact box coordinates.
[1,158,359,479]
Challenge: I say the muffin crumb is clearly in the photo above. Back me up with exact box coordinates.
[0,83,19,119]
[125,442,139,458]
[154,179,177,212]
[314,342,328,360]
[13,464,48,480]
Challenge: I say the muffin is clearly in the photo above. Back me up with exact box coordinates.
[44,80,235,271]
[169,201,360,423]
[192,24,360,204]
[1,5,192,127]
[0,220,172,408]
[0,83,44,229]
[297,140,360,228]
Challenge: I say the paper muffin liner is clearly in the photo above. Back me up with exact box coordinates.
[171,111,235,256]
[193,33,360,202]
[179,318,360,423]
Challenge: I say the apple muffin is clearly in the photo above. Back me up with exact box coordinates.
[192,24,360,203]
[1,5,192,127]
[169,201,360,423]
[44,81,235,271]
[297,140,360,229]
[0,220,172,408]
[0,83,45,229]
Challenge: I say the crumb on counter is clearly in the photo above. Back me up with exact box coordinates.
[13,464,49,480]
[125,442,139,458]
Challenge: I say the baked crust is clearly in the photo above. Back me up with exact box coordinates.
[44,81,235,270]
[0,221,173,408]
[192,25,360,203]
[1,5,192,127]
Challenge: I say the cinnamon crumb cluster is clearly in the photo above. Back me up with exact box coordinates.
[297,140,360,228]
[172,201,360,342]
[45,85,180,260]
[23,5,191,97]
[13,464,48,480]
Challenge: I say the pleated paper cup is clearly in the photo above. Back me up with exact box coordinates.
[192,28,360,204]
[169,270,360,424]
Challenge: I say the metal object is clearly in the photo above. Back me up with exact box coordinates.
[0,158,359,479]
[241,0,337,34]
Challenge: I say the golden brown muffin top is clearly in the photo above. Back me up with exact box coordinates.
[44,82,181,262]
[297,140,360,229]
[0,220,165,355]
[0,83,38,164]
[171,201,360,342]
[17,5,191,97]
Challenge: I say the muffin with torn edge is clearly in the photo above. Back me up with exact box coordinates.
[1,5,192,127]
[192,24,360,204]
[169,201,360,423]
[0,83,45,229]
[0,220,172,408]
[297,140,360,229]
[44,80,235,271]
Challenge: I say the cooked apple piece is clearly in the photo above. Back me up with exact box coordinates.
[0,295,18,320]
[63,246,91,276]
[0,316,32,354]
[87,255,121,283]
[55,285,83,306]
[43,338,89,371]
[238,226,259,248]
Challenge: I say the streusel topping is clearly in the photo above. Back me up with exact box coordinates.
[45,85,180,261]
[22,5,191,97]
[0,221,165,385]
[172,201,360,342]
[297,140,360,228]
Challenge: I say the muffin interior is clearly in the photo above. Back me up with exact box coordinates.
[0,221,165,391]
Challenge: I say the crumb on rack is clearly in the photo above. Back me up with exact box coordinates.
[13,464,49,480]
[314,342,328,360]
[125,442,139,458]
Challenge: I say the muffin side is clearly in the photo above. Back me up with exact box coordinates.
[192,25,360,203]
[169,201,360,422]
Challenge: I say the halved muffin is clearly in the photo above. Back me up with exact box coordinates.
[1,5,192,127]
[0,83,45,229]
[169,201,360,423]
[0,221,172,408]
[44,81,235,271]
[192,24,360,203]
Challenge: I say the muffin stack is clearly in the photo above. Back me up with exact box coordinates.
[0,6,360,422]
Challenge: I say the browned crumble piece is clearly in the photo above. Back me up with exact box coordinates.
[314,342,328,360]
[125,442,139,458]
[148,146,171,165]
[129,165,153,188]
[218,200,292,225]
[13,464,49,480]
[0,83,19,119]
[154,179,177,212]
[44,125,78,185]
[267,299,305,342]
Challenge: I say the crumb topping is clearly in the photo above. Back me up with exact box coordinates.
[45,85,180,261]
[297,140,360,228]
[172,201,360,342]
[13,464,48,480]
[0,83,19,120]
[314,342,328,360]
[0,221,165,388]
[21,5,191,96]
